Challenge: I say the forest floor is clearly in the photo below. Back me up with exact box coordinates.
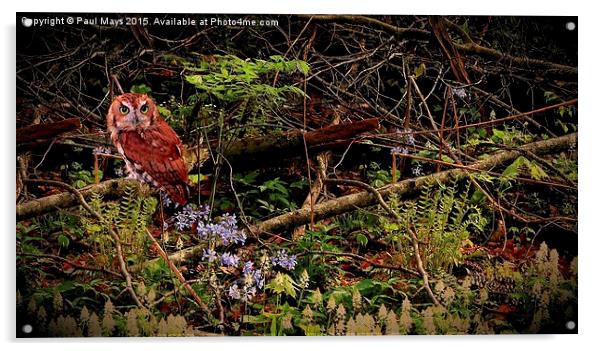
[16,14,577,336]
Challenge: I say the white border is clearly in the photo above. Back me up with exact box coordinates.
[3,1,600,350]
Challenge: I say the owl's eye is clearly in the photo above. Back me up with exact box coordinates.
[140,104,149,113]
[119,105,129,115]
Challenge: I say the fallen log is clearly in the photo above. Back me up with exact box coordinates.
[17,119,379,220]
[160,133,577,266]
[17,117,81,152]
[183,118,380,169]
[16,179,143,221]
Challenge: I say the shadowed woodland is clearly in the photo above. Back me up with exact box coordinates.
[16,14,577,336]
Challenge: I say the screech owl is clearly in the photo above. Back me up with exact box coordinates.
[107,93,189,205]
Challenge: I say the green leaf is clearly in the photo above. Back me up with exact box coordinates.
[296,61,310,75]
[470,190,486,204]
[130,84,152,94]
[414,63,426,78]
[242,314,270,324]
[86,224,103,233]
[188,174,209,184]
[382,222,399,232]
[157,105,172,118]
[290,179,307,189]
[270,316,278,336]
[492,128,506,141]
[236,171,259,185]
[441,155,454,163]
[502,156,528,179]
[57,280,76,292]
[356,233,368,247]
[300,324,322,336]
[355,279,375,292]
[529,162,548,180]
[266,273,297,298]
[184,75,203,87]
[58,234,70,248]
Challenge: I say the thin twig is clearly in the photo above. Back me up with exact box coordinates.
[408,227,441,306]
[380,98,578,138]
[23,178,145,308]
[144,229,210,314]
[300,250,420,277]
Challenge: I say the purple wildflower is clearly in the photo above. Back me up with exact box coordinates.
[202,248,218,263]
[196,213,246,245]
[253,269,265,289]
[174,205,198,230]
[390,146,409,155]
[220,252,240,267]
[174,205,210,231]
[228,284,241,299]
[160,192,173,207]
[404,128,415,146]
[271,250,297,271]
[452,87,467,99]
[412,164,423,176]
[92,146,112,155]
[242,261,254,274]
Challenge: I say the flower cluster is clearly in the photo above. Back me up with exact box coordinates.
[228,283,257,301]
[220,252,240,267]
[197,213,246,245]
[390,146,409,155]
[173,205,210,231]
[404,128,416,146]
[252,270,265,289]
[391,128,415,155]
[228,284,241,299]
[92,146,112,155]
[271,249,297,271]
[174,207,298,304]
[241,261,266,290]
[173,206,246,246]
[242,261,253,274]
[227,260,265,301]
[452,87,467,99]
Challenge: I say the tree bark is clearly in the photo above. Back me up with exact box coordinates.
[184,118,380,169]
[16,179,143,221]
[17,118,81,152]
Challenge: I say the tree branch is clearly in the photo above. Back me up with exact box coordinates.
[157,133,576,266]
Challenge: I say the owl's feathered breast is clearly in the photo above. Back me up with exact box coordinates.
[115,119,189,204]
